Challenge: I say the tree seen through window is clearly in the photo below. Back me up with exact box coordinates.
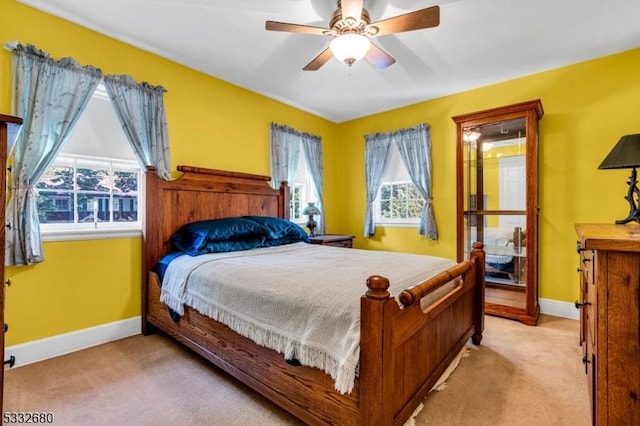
[379,182,422,220]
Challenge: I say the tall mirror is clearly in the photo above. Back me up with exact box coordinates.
[453,100,543,325]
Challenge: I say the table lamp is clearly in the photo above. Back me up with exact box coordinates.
[598,133,640,224]
[302,202,321,236]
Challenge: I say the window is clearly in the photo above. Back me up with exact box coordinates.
[379,182,423,222]
[34,83,142,239]
[375,143,421,225]
[290,151,318,224]
[37,155,141,228]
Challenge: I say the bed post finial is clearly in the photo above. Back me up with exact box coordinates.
[366,275,390,300]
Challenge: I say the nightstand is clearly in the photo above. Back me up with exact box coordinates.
[309,234,355,248]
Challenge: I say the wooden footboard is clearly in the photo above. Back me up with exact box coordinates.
[360,243,485,425]
[143,166,485,425]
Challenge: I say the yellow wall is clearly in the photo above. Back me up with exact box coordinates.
[0,0,335,345]
[2,0,640,346]
[334,48,640,304]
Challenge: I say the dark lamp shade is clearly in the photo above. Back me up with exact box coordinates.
[599,134,640,169]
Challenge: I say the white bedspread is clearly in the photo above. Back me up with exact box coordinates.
[160,242,455,394]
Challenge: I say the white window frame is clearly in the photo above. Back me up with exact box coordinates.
[374,180,422,226]
[37,154,143,241]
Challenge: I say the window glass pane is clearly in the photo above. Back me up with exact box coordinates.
[396,201,408,219]
[77,167,110,192]
[37,191,74,224]
[113,170,138,194]
[290,186,302,220]
[113,196,138,222]
[380,199,391,218]
[36,165,74,191]
[391,184,403,200]
[77,194,107,222]
[380,184,391,201]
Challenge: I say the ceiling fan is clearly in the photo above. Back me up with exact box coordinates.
[265,0,440,71]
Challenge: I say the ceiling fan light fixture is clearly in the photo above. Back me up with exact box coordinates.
[329,33,371,66]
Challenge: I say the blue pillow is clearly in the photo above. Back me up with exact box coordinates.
[171,217,268,255]
[262,236,309,248]
[204,238,265,254]
[243,216,310,243]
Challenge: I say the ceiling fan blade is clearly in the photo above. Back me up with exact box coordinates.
[341,0,364,23]
[303,48,334,71]
[365,43,396,70]
[265,21,328,35]
[366,6,440,37]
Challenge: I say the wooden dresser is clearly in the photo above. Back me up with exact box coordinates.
[309,234,354,248]
[575,223,640,425]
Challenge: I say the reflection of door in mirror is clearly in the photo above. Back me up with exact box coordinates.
[499,156,525,228]
[453,100,543,326]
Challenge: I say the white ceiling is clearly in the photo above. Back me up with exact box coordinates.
[18,0,640,123]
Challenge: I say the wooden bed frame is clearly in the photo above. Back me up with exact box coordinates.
[142,165,486,426]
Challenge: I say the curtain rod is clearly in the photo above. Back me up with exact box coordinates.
[3,41,18,51]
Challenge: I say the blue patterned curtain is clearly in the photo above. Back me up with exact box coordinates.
[270,123,324,231]
[103,75,171,180]
[394,124,438,239]
[7,44,102,266]
[363,133,392,237]
[301,134,325,235]
[270,123,301,190]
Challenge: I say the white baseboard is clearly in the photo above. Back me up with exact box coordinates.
[539,298,579,320]
[4,316,141,369]
[3,300,577,369]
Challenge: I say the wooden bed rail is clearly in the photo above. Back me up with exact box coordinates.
[398,263,468,307]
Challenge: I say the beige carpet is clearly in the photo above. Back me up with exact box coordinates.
[4,315,590,425]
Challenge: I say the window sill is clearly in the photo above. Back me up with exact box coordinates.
[374,222,419,228]
[41,228,142,242]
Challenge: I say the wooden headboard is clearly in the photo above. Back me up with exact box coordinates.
[143,165,289,285]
